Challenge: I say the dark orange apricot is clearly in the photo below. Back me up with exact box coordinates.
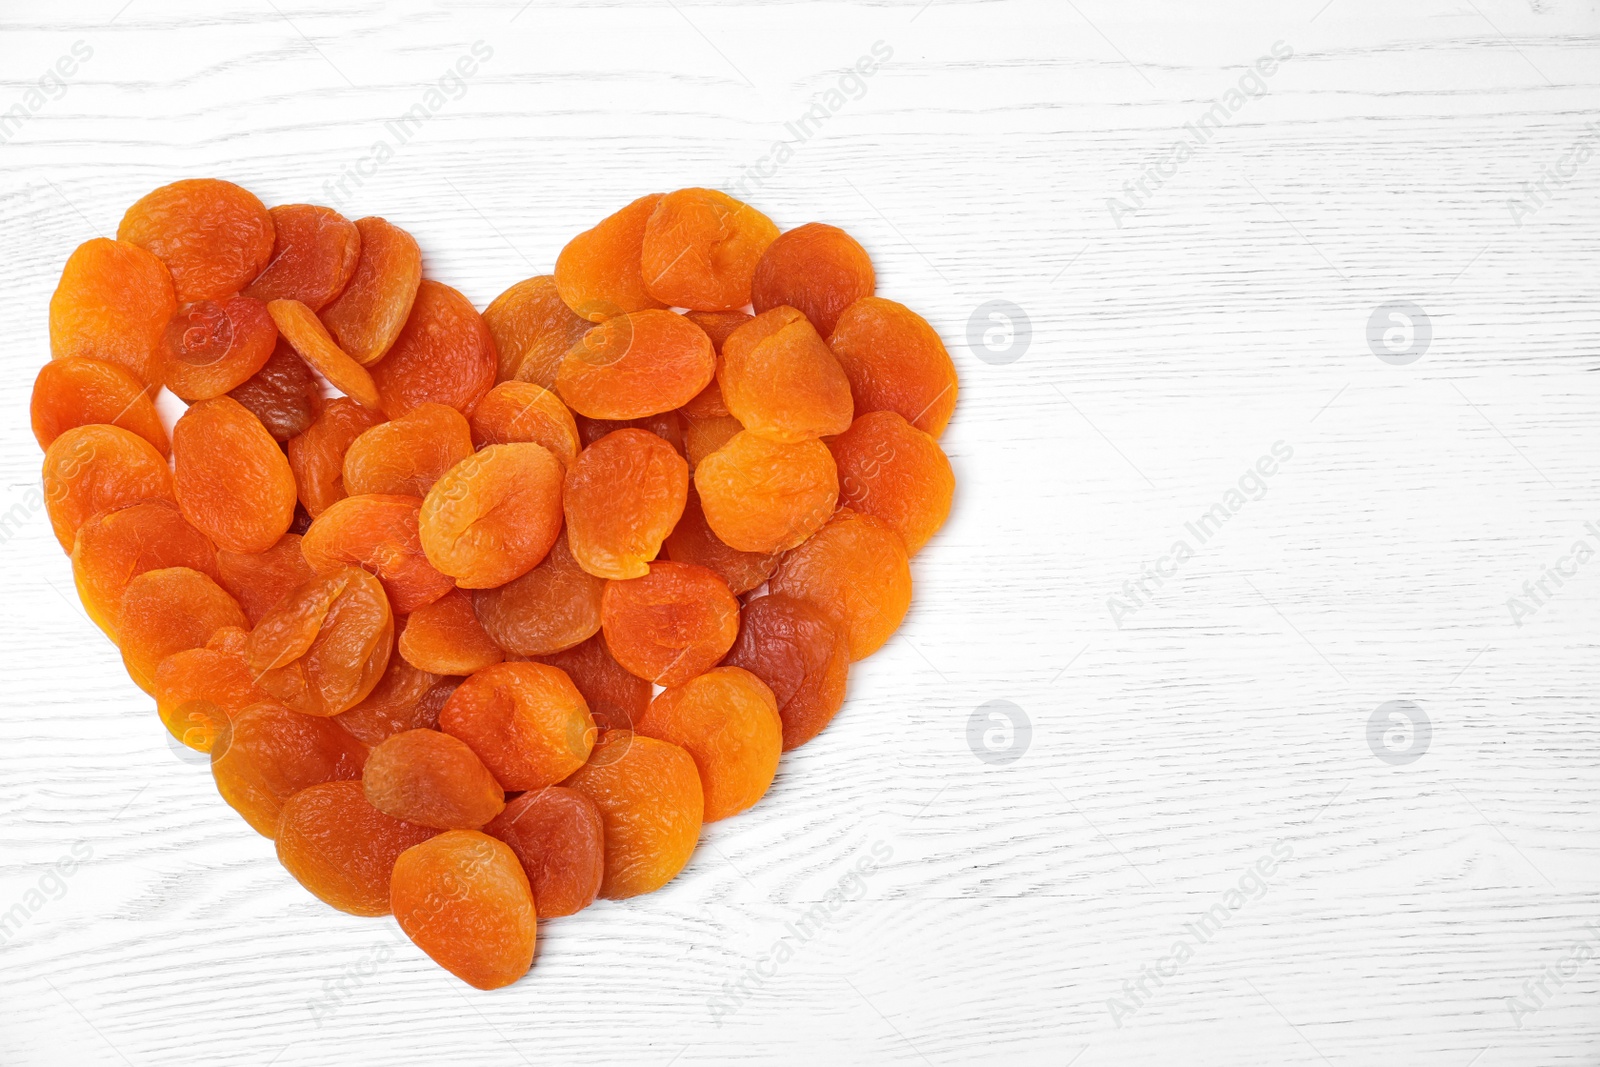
[43,424,174,552]
[287,397,387,518]
[554,193,667,321]
[212,702,369,837]
[575,410,685,456]
[693,430,838,554]
[319,216,422,365]
[334,653,445,746]
[173,396,298,554]
[678,310,748,419]
[300,494,453,614]
[600,561,739,687]
[370,280,497,418]
[720,306,853,442]
[828,297,958,438]
[469,381,580,468]
[682,413,743,472]
[399,589,504,675]
[71,500,219,640]
[751,223,875,337]
[247,566,395,717]
[635,667,781,821]
[768,508,911,660]
[564,428,687,580]
[214,533,317,626]
[31,358,168,456]
[723,593,850,750]
[440,662,595,791]
[391,830,535,990]
[562,730,702,899]
[160,295,278,401]
[420,443,565,589]
[49,238,176,390]
[276,781,437,916]
[342,402,474,498]
[828,410,954,554]
[534,634,650,733]
[363,729,505,829]
[640,188,778,311]
[117,566,248,694]
[484,274,592,386]
[555,310,714,420]
[153,627,268,753]
[118,179,274,302]
[268,298,382,411]
[229,338,325,442]
[244,204,362,311]
[472,530,605,657]
[484,786,604,918]
[661,487,778,596]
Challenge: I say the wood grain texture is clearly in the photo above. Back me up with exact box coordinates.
[2,0,1598,1063]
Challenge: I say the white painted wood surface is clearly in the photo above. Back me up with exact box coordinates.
[2,0,1598,1063]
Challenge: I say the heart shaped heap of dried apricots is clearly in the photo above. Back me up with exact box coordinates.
[34,179,957,990]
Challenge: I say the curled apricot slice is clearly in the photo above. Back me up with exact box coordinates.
[287,397,386,517]
[31,358,168,456]
[723,593,850,750]
[484,786,604,919]
[420,443,565,589]
[440,662,595,791]
[334,653,446,746]
[215,533,317,625]
[247,565,395,717]
[554,193,667,321]
[751,222,875,337]
[343,402,474,498]
[173,396,298,554]
[828,410,954,554]
[364,729,505,830]
[564,429,687,580]
[720,306,853,442]
[484,274,591,386]
[318,216,422,365]
[267,298,382,411]
[229,338,325,442]
[562,730,702,899]
[555,310,714,420]
[117,179,274,303]
[399,589,504,675]
[640,188,778,311]
[43,423,174,552]
[370,280,497,418]
[768,508,910,660]
[535,634,650,732]
[828,297,958,438]
[49,238,175,389]
[600,561,739,687]
[301,494,453,613]
[472,530,605,657]
[662,487,778,596]
[212,702,368,837]
[635,667,781,821]
[693,430,838,554]
[72,500,219,640]
[244,204,361,311]
[161,295,278,401]
[117,566,248,694]
[391,830,535,990]
[469,381,579,467]
[277,780,437,916]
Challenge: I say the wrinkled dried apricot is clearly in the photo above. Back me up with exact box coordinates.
[160,295,278,401]
[641,188,778,311]
[769,508,910,660]
[268,298,382,411]
[440,662,595,791]
[229,338,325,442]
[562,730,702,899]
[343,402,473,498]
[635,667,781,821]
[72,500,219,639]
[118,566,248,693]
[485,274,592,386]
[535,634,650,732]
[600,561,739,687]
[751,223,875,337]
[277,780,436,916]
[370,280,497,418]
[215,533,317,625]
[564,429,687,580]
[118,179,274,303]
[363,729,505,829]
[391,830,535,990]
[576,411,685,456]
[244,204,361,311]
[43,423,174,552]
[554,194,667,321]
[677,309,746,419]
[419,443,564,589]
[828,297,958,438]
[681,413,743,472]
[469,381,579,467]
[153,627,268,752]
[484,786,604,919]
[720,306,852,441]
[661,487,778,596]
[334,653,446,746]
[247,566,395,716]
[400,589,504,675]
[173,396,297,554]
[555,310,714,420]
[693,431,838,554]
[287,397,386,517]
[828,410,954,554]
[472,530,604,657]
[31,358,168,456]
[301,494,454,613]
[49,238,175,389]
[319,216,422,365]
[212,702,368,837]
[723,593,850,750]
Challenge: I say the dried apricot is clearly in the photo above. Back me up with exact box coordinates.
[555,311,714,420]
[640,188,778,311]
[600,561,739,687]
[554,194,667,321]
[391,830,535,990]
[300,494,454,614]
[334,654,446,746]
[212,702,368,837]
[693,431,838,554]
[118,179,273,302]
[31,357,168,456]
[244,204,361,311]
[277,780,437,916]
[828,410,954,554]
[287,397,386,517]
[535,634,649,732]
[768,508,910,660]
[661,487,778,596]
[484,274,591,386]
[469,381,579,467]
[562,731,702,899]
[215,533,317,625]
[563,429,687,580]
[723,593,849,750]
[828,297,958,438]
[173,396,298,554]
[363,729,505,829]
[440,662,595,791]
[419,443,564,588]
[751,223,875,337]
[399,589,504,675]
[117,566,248,693]
[370,280,496,418]
[677,309,746,419]
[681,413,743,472]
[267,298,382,411]
[43,423,174,552]
[153,627,268,753]
[576,411,685,456]
[229,338,325,442]
[720,306,852,441]
[343,402,474,498]
[472,530,605,657]
[319,216,422,365]
[635,667,781,821]
[247,565,395,717]
[72,500,219,639]
[484,786,604,918]
[159,295,277,401]
[49,238,175,389]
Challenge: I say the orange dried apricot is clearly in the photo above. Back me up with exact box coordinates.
[343,402,474,498]
[49,238,175,389]
[828,297,958,438]
[469,381,579,467]
[768,508,911,660]
[722,593,850,750]
[363,729,505,829]
[276,780,437,916]
[334,653,446,746]
[576,410,685,456]
[318,216,422,365]
[681,413,743,472]
[554,193,667,321]
[720,306,852,441]
[391,830,535,990]
[693,430,838,554]
[678,310,747,419]
[640,188,778,311]
[369,280,497,418]
[229,338,325,442]
[160,295,278,401]
[399,589,504,675]
[484,786,605,918]
[600,561,739,687]
[43,423,174,552]
[71,500,219,639]
[153,627,269,752]
[751,222,875,337]
[268,298,382,411]
[31,357,168,456]
[287,397,386,517]
[555,310,714,420]
[562,730,702,899]
[117,566,248,693]
[419,443,565,589]
[247,566,395,717]
[563,428,687,580]
[439,662,595,791]
[244,204,361,311]
[472,530,605,657]
[635,667,781,821]
[118,179,274,303]
[300,494,454,613]
[173,396,298,554]
[661,487,778,596]
[212,702,369,837]
[214,533,317,625]
[484,274,591,386]
[828,410,954,554]
[535,634,650,732]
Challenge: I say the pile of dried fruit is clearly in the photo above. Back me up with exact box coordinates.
[33,179,957,989]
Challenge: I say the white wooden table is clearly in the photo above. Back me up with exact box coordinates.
[2,1,1597,1064]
